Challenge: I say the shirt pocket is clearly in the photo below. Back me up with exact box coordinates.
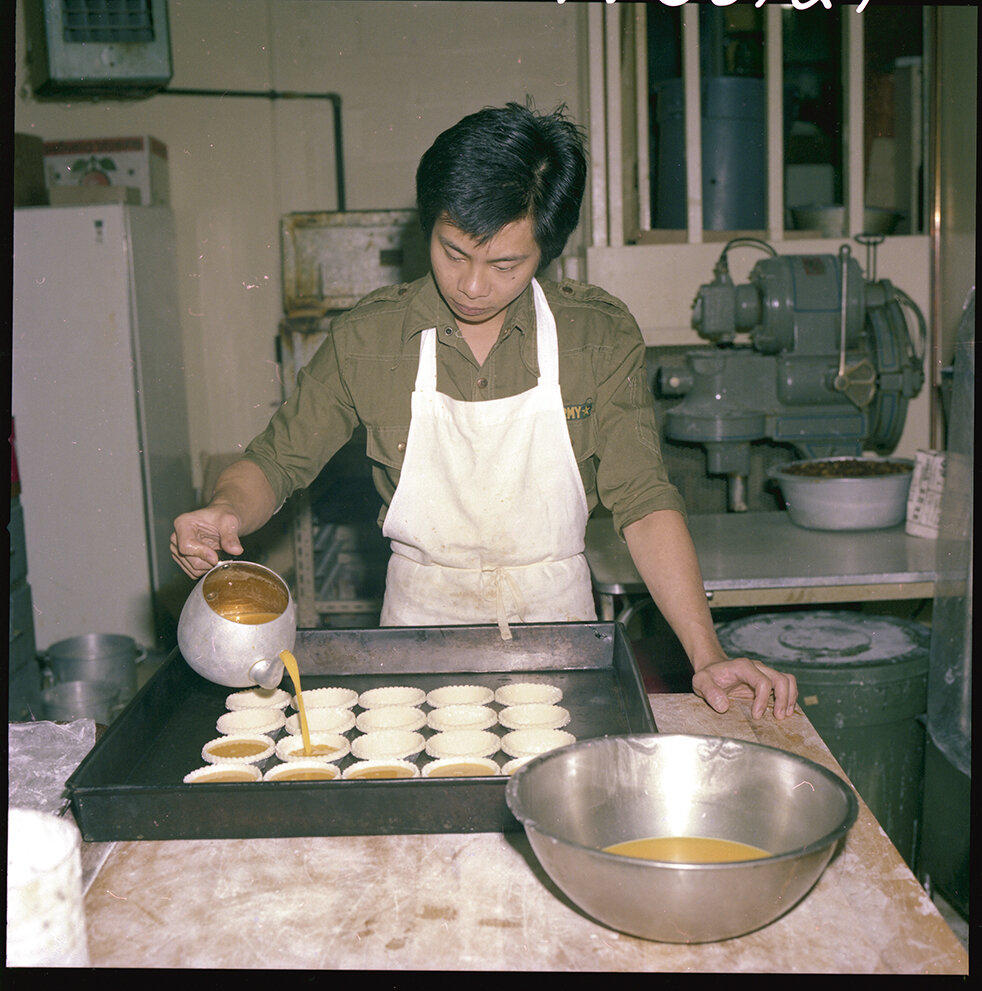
[365,424,410,471]
[566,415,599,503]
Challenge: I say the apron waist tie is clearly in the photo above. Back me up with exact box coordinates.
[483,567,527,641]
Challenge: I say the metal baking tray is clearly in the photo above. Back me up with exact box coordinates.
[66,623,656,841]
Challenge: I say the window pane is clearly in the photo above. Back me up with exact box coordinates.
[783,5,844,232]
[646,3,682,229]
[647,3,766,232]
[863,5,925,234]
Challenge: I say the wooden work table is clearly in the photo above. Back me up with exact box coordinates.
[79,695,967,973]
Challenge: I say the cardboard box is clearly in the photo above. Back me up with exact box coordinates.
[44,135,170,206]
[49,185,142,206]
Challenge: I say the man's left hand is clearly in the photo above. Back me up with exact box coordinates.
[692,656,797,720]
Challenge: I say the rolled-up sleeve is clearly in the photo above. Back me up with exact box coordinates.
[575,293,687,536]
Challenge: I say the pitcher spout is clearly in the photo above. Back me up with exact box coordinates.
[249,656,286,689]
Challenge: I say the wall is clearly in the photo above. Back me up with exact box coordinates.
[14,0,585,490]
[14,0,973,479]
[936,6,977,368]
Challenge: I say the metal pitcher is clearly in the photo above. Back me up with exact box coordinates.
[176,561,296,688]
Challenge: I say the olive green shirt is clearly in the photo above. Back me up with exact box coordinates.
[244,275,686,536]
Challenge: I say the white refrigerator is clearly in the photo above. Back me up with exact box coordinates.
[12,204,195,650]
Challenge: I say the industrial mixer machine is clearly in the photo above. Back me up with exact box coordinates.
[657,238,925,510]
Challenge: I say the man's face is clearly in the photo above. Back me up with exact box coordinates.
[429,215,542,331]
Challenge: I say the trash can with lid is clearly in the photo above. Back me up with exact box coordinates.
[716,610,929,868]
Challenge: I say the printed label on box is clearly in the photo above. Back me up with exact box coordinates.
[905,449,946,538]
[43,135,169,206]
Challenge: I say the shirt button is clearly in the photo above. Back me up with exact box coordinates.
[476,377,488,389]
[561,284,574,295]
[397,441,406,452]
[444,327,454,336]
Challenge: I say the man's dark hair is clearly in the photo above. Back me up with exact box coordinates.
[416,101,587,269]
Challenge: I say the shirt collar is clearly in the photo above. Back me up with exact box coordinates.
[401,274,537,342]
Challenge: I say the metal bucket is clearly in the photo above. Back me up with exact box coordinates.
[42,634,144,707]
[42,680,120,725]
[716,610,929,868]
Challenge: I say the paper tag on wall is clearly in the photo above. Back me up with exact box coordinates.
[905,449,946,538]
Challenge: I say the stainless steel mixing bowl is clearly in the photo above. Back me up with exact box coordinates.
[769,456,914,530]
[505,734,858,943]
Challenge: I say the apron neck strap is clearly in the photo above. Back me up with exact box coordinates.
[415,327,438,391]
[531,278,559,385]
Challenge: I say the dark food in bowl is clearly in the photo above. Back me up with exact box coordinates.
[769,456,915,529]
[781,458,911,478]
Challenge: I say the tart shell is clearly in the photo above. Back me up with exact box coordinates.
[184,763,263,783]
[342,759,420,780]
[425,684,494,708]
[494,682,563,707]
[357,685,426,709]
[421,757,501,777]
[201,734,276,765]
[225,687,292,711]
[351,729,425,761]
[275,732,350,763]
[497,704,571,730]
[263,760,341,781]
[425,729,500,760]
[216,708,286,736]
[500,729,575,758]
[285,707,356,735]
[426,704,497,732]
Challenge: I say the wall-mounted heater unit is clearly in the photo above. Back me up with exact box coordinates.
[24,0,173,100]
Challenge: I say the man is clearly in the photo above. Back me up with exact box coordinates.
[172,102,796,720]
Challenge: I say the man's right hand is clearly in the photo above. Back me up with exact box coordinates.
[170,459,279,579]
[170,504,245,579]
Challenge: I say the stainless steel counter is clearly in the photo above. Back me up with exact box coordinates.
[586,512,939,617]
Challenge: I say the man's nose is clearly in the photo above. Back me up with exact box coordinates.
[459,263,490,298]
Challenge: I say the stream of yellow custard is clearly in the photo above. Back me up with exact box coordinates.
[279,649,311,756]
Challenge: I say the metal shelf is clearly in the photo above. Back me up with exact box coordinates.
[280,324,386,629]
[277,210,430,627]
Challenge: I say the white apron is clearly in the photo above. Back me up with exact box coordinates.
[380,278,596,638]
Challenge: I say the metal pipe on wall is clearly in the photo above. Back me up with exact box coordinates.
[162,87,346,212]
[587,3,608,249]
